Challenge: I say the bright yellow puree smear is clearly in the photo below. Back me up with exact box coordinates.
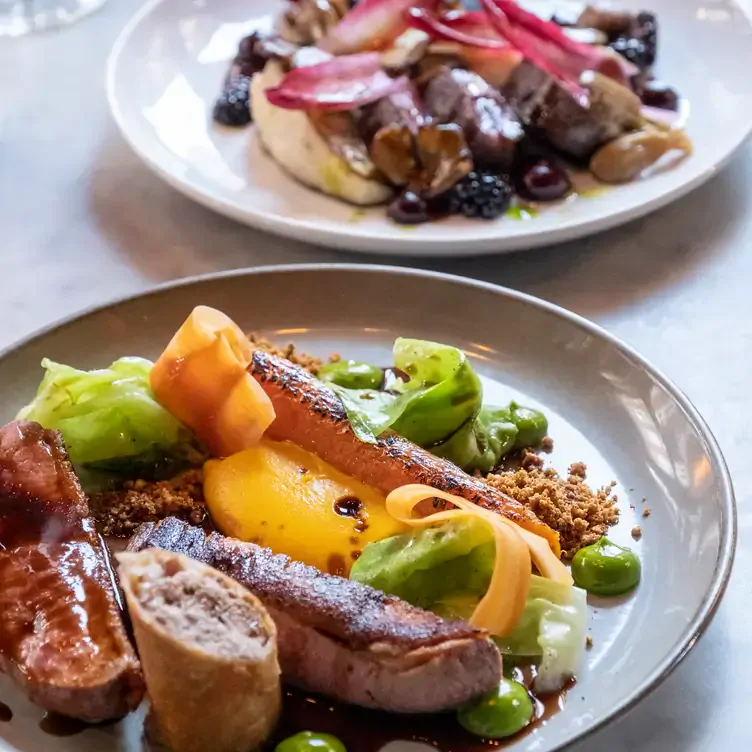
[204,439,408,575]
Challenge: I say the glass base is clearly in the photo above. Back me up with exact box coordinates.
[0,0,107,35]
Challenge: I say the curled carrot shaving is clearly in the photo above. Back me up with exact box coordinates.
[150,306,275,457]
[386,484,572,635]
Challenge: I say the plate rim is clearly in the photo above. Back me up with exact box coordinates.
[0,263,737,750]
[105,0,752,257]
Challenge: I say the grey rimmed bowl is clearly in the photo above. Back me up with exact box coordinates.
[0,265,736,752]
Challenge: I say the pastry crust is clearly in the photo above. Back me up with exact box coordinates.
[118,549,280,752]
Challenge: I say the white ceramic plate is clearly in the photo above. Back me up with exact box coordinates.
[0,265,736,751]
[106,0,752,256]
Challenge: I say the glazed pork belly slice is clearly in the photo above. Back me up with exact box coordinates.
[129,517,502,713]
[0,420,143,722]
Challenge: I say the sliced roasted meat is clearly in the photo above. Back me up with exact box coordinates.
[360,84,428,144]
[129,517,502,713]
[424,68,524,170]
[504,62,642,160]
[0,420,143,722]
[249,350,560,555]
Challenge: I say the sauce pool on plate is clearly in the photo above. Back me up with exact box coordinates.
[268,668,572,751]
[0,702,12,723]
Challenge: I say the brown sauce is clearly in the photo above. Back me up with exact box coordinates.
[327,553,347,576]
[333,496,363,519]
[268,672,572,751]
[39,713,88,737]
[333,495,369,534]
[382,367,409,392]
[103,535,129,554]
[31,674,570,745]
[0,702,12,723]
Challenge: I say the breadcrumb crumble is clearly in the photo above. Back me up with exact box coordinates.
[248,333,339,374]
[89,470,206,537]
[486,456,619,559]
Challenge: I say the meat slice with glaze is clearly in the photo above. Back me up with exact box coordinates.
[0,420,143,722]
[424,68,524,170]
[503,61,642,160]
[129,517,503,713]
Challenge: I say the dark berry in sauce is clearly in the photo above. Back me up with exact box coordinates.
[333,496,363,519]
[639,79,679,111]
[387,189,431,224]
[236,33,271,77]
[213,75,252,127]
[214,31,290,127]
[449,171,513,220]
[516,160,571,202]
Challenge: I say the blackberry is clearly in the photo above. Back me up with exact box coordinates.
[636,11,658,61]
[449,171,513,220]
[213,75,252,127]
[610,11,657,70]
[235,31,282,78]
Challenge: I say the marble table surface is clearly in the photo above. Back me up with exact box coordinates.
[2,1,751,748]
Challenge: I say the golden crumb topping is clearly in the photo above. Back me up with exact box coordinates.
[485,455,619,559]
[247,333,339,375]
[89,471,206,537]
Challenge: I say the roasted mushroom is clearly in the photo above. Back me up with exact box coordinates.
[278,0,350,46]
[590,127,692,183]
[371,122,471,195]
[415,123,473,197]
[308,110,382,180]
[370,124,419,186]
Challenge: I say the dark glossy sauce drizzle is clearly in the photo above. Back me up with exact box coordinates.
[326,553,347,576]
[333,495,369,535]
[333,496,363,519]
[268,673,572,751]
[32,674,571,744]
[103,535,129,554]
[39,713,88,737]
[0,702,12,723]
[382,367,409,393]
